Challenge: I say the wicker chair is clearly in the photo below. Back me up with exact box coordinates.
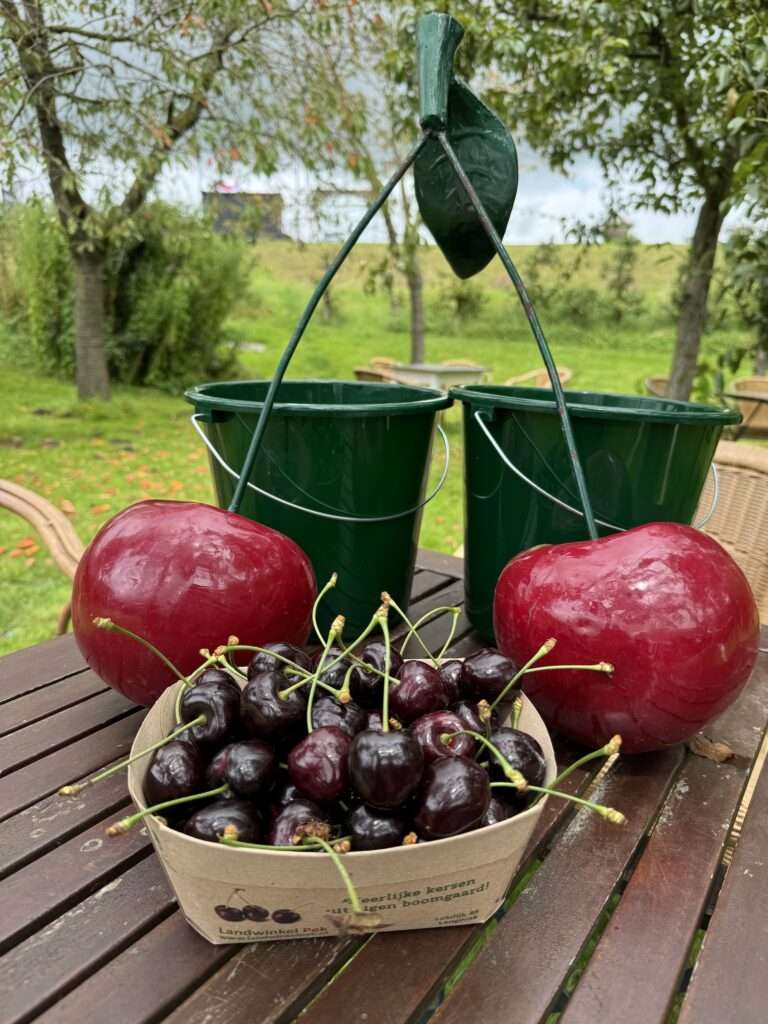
[645,376,669,398]
[504,367,573,388]
[732,377,768,436]
[696,440,768,621]
[0,479,84,633]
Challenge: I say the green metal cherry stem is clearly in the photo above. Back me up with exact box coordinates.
[378,605,393,734]
[488,638,557,713]
[93,616,187,683]
[227,136,430,515]
[106,784,229,835]
[440,730,527,790]
[491,782,626,825]
[435,130,599,541]
[551,735,622,790]
[58,714,206,797]
[306,615,345,733]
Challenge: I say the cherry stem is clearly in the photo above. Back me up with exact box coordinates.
[510,696,523,730]
[488,638,557,713]
[312,573,338,646]
[551,735,622,789]
[219,836,351,853]
[384,592,441,666]
[378,606,392,734]
[491,782,626,825]
[523,662,614,676]
[219,644,313,679]
[59,714,206,796]
[434,607,461,664]
[305,835,363,914]
[306,616,344,733]
[440,729,527,790]
[106,784,229,835]
[93,617,187,683]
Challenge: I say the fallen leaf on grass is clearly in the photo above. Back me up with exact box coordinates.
[60,499,76,516]
[90,503,111,514]
[18,537,37,549]
[25,557,35,567]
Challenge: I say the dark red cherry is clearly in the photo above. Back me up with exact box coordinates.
[437,659,464,703]
[414,757,490,840]
[242,670,307,740]
[215,904,245,921]
[269,771,304,817]
[311,646,353,689]
[481,796,517,827]
[268,798,330,846]
[461,648,518,701]
[143,740,205,805]
[451,700,499,736]
[272,909,301,923]
[389,661,448,725]
[184,798,262,843]
[349,729,424,809]
[206,739,277,798]
[243,904,270,921]
[179,674,241,745]
[247,642,312,679]
[365,709,384,731]
[311,695,367,737]
[410,710,476,764]
[488,728,547,788]
[349,641,404,708]
[288,726,351,803]
[347,803,409,851]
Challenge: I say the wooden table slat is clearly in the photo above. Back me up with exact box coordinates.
[676,738,768,1024]
[0,635,87,705]
[559,653,768,1024]
[415,549,465,578]
[35,913,239,1024]
[0,766,131,881]
[0,711,144,823]
[0,811,150,955]
[408,569,455,604]
[432,747,685,1024]
[0,857,174,1024]
[0,670,107,738]
[0,686,136,777]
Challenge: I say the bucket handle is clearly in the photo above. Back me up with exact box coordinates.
[191,413,450,524]
[473,410,720,532]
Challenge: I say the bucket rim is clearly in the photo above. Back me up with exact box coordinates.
[185,379,453,417]
[449,383,741,425]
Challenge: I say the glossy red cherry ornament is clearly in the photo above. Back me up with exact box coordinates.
[493,522,759,753]
[71,501,316,705]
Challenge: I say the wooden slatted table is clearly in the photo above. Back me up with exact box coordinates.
[1,549,767,1024]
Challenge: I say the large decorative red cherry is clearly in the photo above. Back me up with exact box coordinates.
[493,522,760,753]
[71,500,316,705]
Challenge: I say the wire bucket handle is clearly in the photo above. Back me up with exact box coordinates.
[192,413,450,524]
[473,409,720,533]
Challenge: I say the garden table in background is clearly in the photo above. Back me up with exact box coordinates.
[1,549,767,1024]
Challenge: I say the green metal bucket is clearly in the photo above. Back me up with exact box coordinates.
[450,384,740,640]
[185,380,452,636]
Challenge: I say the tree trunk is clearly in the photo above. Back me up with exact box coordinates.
[405,252,426,365]
[667,192,726,400]
[72,249,111,400]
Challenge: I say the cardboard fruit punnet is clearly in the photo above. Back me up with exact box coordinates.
[127,669,557,945]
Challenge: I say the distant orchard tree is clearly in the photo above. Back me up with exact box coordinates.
[0,1,339,399]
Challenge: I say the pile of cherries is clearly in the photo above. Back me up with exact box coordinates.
[63,595,624,876]
[115,640,552,849]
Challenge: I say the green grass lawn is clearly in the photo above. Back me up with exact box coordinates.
[0,239,751,656]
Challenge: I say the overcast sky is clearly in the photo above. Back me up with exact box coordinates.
[154,141,742,248]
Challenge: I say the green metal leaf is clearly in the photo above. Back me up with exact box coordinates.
[415,77,518,279]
